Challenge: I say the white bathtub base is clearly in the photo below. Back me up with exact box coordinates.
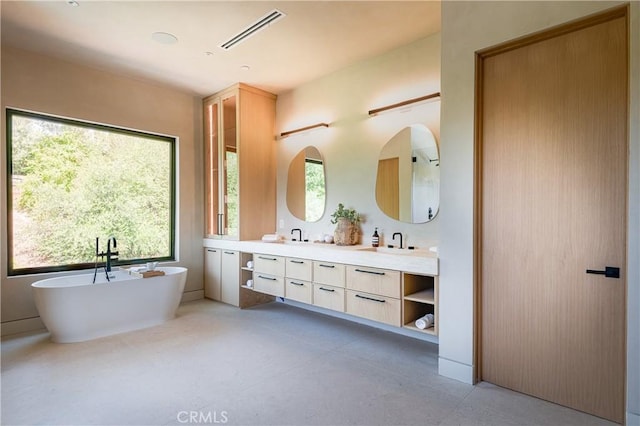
[32,267,187,343]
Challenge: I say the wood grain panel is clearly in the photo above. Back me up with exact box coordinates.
[478,12,627,423]
[376,157,399,220]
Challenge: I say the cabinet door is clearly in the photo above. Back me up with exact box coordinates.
[204,99,222,236]
[221,94,238,238]
[221,250,239,306]
[204,92,238,238]
[204,248,221,300]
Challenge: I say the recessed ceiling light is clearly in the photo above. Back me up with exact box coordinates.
[67,0,79,6]
[151,32,178,45]
[240,65,250,71]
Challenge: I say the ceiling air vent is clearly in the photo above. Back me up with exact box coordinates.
[219,9,286,50]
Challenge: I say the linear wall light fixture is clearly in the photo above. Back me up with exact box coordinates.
[280,123,329,138]
[368,92,441,116]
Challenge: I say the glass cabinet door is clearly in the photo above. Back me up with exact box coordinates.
[222,94,238,238]
[205,100,220,236]
[205,92,239,238]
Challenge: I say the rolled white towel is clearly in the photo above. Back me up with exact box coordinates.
[246,279,253,288]
[415,313,434,330]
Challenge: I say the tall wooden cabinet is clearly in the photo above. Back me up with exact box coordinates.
[204,83,277,240]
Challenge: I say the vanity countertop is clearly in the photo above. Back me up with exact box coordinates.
[203,239,438,276]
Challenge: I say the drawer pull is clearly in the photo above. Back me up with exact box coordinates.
[290,281,305,286]
[319,264,335,268]
[354,268,385,276]
[207,249,217,253]
[223,251,235,255]
[319,287,335,292]
[258,275,277,281]
[355,294,385,303]
[258,256,277,261]
[290,260,305,264]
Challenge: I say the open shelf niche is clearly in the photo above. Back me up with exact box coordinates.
[402,273,438,336]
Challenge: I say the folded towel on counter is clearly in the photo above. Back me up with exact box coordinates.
[415,313,435,330]
[261,234,284,243]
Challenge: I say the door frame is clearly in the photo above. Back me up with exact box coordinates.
[473,0,629,408]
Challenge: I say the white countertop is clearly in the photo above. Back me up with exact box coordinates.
[203,239,438,276]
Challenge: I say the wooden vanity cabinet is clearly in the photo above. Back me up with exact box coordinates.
[204,248,239,306]
[253,254,285,297]
[203,83,276,240]
[345,266,401,327]
[285,257,313,304]
[241,250,438,336]
[312,261,345,312]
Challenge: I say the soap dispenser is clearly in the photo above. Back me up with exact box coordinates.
[372,227,379,247]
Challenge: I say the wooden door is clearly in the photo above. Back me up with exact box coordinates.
[478,9,627,423]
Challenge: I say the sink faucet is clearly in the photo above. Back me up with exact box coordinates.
[291,228,302,242]
[106,236,118,272]
[392,232,403,249]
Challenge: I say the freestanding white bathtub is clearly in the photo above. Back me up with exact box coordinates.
[32,267,187,343]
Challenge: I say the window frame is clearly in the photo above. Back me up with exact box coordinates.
[5,108,177,276]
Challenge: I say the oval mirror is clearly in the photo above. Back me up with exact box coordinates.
[375,124,439,223]
[287,146,326,222]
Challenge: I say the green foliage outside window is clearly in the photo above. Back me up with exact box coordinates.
[7,110,175,274]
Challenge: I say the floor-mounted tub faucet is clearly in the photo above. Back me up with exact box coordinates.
[93,236,119,283]
[393,232,403,249]
[106,236,118,272]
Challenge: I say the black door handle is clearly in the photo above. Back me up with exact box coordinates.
[586,266,620,279]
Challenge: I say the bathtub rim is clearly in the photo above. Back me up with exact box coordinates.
[31,266,188,288]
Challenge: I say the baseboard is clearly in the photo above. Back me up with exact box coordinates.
[438,356,475,384]
[181,290,204,303]
[1,317,46,338]
[279,298,439,344]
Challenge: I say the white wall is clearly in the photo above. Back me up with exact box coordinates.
[275,34,441,248]
[440,1,639,422]
[0,47,204,331]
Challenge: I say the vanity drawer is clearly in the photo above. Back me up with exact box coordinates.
[286,257,313,281]
[313,261,345,287]
[346,266,400,299]
[254,254,285,277]
[313,284,345,312]
[346,290,401,327]
[253,273,285,297]
[285,279,313,304]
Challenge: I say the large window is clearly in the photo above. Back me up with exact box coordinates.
[6,109,176,275]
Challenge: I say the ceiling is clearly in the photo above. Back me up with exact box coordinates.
[0,1,441,97]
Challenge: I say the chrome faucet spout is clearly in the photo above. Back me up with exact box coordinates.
[392,232,403,249]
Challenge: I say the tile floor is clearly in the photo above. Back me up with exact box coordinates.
[1,299,616,426]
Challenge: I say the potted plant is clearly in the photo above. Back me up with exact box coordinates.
[330,203,361,245]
